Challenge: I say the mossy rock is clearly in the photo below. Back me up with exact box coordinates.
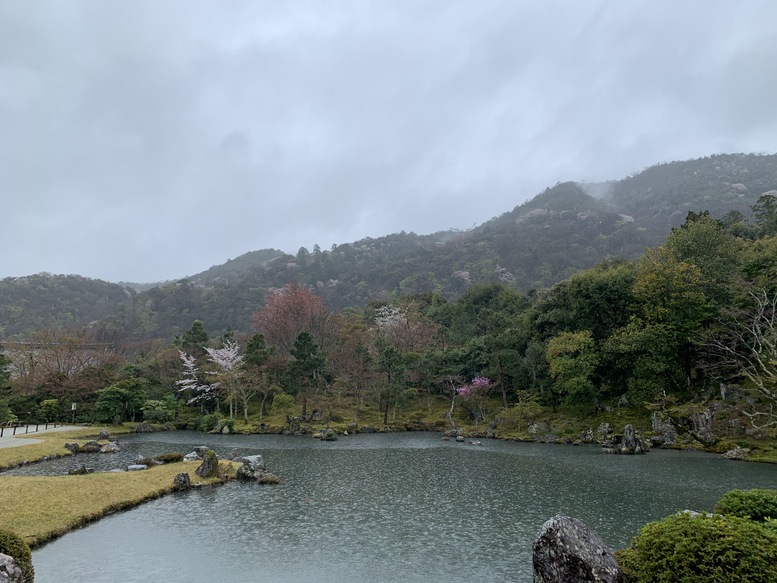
[616,512,777,582]
[0,528,34,583]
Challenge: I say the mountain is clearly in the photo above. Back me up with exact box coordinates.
[2,153,776,341]
[0,274,135,339]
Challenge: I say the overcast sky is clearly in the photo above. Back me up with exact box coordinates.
[2,1,777,283]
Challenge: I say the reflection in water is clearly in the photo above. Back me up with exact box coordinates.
[30,432,777,583]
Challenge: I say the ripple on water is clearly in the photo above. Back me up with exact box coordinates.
[29,432,777,583]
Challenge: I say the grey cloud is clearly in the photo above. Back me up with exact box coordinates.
[2,0,776,282]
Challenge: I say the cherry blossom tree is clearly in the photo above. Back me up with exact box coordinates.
[205,340,245,419]
[176,351,216,412]
[456,376,493,425]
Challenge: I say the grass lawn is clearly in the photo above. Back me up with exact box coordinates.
[0,461,229,547]
[0,426,230,547]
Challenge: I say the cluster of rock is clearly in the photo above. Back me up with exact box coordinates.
[178,446,282,485]
[63,429,120,455]
[722,446,750,461]
[235,454,283,484]
[532,515,623,583]
[64,439,120,455]
[602,424,649,455]
[312,428,338,441]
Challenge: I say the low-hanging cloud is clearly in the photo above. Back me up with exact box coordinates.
[1,1,776,282]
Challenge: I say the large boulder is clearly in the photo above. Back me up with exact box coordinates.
[79,441,102,453]
[134,421,154,433]
[320,428,338,441]
[97,429,112,441]
[651,412,677,445]
[173,472,192,490]
[100,442,120,453]
[532,515,623,583]
[605,425,648,455]
[722,447,750,460]
[0,554,22,583]
[619,424,647,455]
[236,455,266,481]
[195,450,220,478]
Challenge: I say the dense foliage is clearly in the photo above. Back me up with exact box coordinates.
[714,489,777,522]
[1,154,777,442]
[0,528,34,583]
[616,513,777,583]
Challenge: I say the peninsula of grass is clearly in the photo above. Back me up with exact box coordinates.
[0,460,231,547]
[0,426,132,471]
[0,426,233,547]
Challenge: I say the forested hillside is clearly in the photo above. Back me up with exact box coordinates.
[2,203,776,449]
[1,153,776,341]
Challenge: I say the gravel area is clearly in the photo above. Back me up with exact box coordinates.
[0,425,80,449]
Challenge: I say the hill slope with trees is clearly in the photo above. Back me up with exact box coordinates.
[1,152,776,341]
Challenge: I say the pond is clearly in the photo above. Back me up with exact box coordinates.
[27,431,777,583]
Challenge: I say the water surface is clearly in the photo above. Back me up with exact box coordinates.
[29,432,777,583]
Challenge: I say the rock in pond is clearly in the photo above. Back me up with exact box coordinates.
[236,455,266,481]
[173,472,192,490]
[79,440,102,453]
[532,514,623,583]
[100,442,120,453]
[126,464,148,471]
[195,450,220,478]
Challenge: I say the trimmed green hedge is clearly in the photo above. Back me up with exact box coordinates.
[0,528,34,583]
[616,513,777,583]
[714,488,777,522]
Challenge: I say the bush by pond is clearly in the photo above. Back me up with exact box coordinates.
[0,528,34,583]
[714,488,777,522]
[616,512,777,583]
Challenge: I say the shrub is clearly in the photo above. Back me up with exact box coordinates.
[714,488,777,522]
[135,456,158,467]
[214,417,235,433]
[616,512,777,582]
[0,528,34,583]
[154,452,184,464]
[198,413,222,432]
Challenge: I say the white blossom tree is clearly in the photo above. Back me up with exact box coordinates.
[205,341,245,419]
[176,351,215,412]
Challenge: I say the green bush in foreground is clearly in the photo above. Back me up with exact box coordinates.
[616,513,777,583]
[714,488,777,522]
[0,528,34,583]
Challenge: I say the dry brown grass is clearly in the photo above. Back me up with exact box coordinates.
[0,461,228,547]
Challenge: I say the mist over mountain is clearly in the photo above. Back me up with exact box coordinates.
[2,153,776,341]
